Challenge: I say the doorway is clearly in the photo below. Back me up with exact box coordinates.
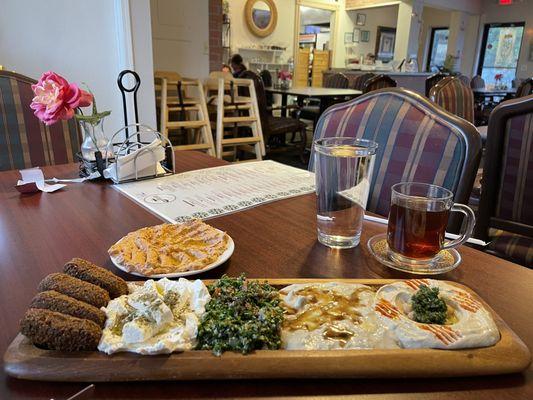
[426,27,449,72]
[477,22,525,88]
[293,1,338,87]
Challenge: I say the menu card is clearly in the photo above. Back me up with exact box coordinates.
[114,160,315,223]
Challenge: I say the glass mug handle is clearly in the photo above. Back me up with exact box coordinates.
[442,203,476,250]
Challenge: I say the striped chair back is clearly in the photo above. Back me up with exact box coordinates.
[309,88,482,232]
[348,73,375,91]
[475,94,533,266]
[0,71,81,171]
[425,72,448,97]
[363,74,396,93]
[476,94,533,238]
[429,76,475,124]
[516,78,533,98]
[323,73,349,89]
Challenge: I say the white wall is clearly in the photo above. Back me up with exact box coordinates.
[150,0,209,79]
[479,0,533,80]
[229,0,296,64]
[343,5,399,60]
[0,0,156,138]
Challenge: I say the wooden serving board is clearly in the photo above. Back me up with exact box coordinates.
[4,279,531,382]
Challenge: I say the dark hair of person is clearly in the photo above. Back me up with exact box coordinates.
[231,54,244,66]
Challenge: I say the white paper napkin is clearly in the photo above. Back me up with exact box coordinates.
[16,168,66,193]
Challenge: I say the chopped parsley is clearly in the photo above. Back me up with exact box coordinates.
[411,285,447,325]
[196,275,284,356]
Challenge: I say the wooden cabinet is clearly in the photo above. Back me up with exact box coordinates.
[312,50,330,87]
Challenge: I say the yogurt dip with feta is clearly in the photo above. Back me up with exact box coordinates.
[280,283,399,350]
[98,278,210,355]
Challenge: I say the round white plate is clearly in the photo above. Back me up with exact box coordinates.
[110,232,234,279]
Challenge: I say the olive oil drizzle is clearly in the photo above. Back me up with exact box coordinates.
[283,287,371,335]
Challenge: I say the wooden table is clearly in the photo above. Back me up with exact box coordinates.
[1,151,531,400]
[266,86,362,117]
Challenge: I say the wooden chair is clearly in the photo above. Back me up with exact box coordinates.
[516,77,533,98]
[213,74,265,161]
[425,72,448,97]
[363,74,397,93]
[0,70,81,171]
[429,76,475,124]
[309,87,482,233]
[474,94,533,267]
[311,50,330,87]
[155,72,215,156]
[348,73,375,91]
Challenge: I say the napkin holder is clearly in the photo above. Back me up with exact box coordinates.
[104,124,175,184]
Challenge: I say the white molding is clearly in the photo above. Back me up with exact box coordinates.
[114,0,135,72]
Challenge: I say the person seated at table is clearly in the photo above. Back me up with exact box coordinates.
[230,54,247,78]
[221,64,231,73]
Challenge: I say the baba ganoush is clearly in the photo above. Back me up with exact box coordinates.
[98,278,210,354]
[280,283,399,350]
[375,279,500,349]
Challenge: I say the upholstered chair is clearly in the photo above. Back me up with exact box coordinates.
[0,70,81,171]
[475,94,533,267]
[516,77,533,98]
[363,74,397,93]
[309,88,482,232]
[429,76,475,124]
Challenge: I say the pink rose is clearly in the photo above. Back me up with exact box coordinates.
[30,71,92,125]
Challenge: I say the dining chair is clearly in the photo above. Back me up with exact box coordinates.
[348,73,375,91]
[0,70,81,171]
[474,94,533,267]
[239,70,307,162]
[300,73,350,126]
[212,72,265,161]
[155,73,215,156]
[470,75,485,89]
[425,72,448,97]
[259,70,274,108]
[429,76,475,124]
[363,74,397,93]
[516,77,533,98]
[309,87,482,232]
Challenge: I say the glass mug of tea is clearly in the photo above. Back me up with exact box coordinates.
[387,182,475,267]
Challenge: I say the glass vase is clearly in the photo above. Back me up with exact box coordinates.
[79,119,111,161]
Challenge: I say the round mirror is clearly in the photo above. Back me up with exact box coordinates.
[245,0,277,37]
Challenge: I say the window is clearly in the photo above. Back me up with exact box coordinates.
[426,28,449,72]
[477,23,525,88]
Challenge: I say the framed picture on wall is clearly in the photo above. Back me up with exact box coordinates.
[361,30,370,43]
[352,28,360,43]
[529,41,533,61]
[356,13,366,26]
[375,26,396,61]
[344,32,353,43]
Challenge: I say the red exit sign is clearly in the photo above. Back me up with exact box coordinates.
[499,0,513,4]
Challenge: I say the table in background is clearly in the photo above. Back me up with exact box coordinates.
[266,86,362,117]
[0,151,531,400]
[473,87,517,103]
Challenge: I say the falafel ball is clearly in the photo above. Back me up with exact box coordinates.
[38,273,110,308]
[64,258,128,299]
[20,308,102,351]
[30,290,106,327]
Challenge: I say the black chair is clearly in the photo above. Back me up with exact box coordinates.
[259,70,274,109]
[240,71,307,161]
[348,73,376,91]
[475,94,533,267]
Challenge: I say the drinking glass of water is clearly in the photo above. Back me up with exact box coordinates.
[314,137,378,248]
